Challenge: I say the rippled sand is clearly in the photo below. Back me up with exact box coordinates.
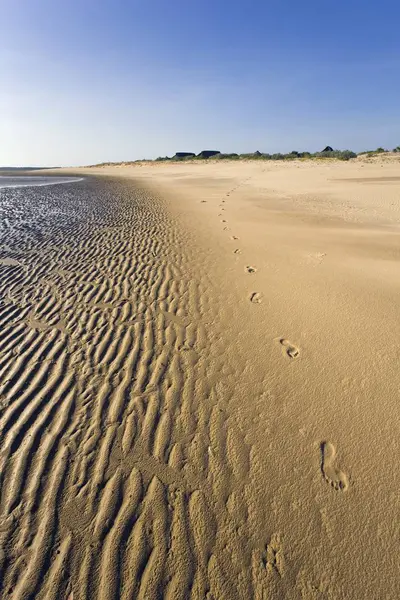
[1,158,399,599]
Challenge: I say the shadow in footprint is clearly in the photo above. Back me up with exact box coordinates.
[279,338,300,359]
[250,292,262,303]
[320,441,349,491]
[245,266,257,274]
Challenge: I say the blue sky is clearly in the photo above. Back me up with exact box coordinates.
[1,0,399,166]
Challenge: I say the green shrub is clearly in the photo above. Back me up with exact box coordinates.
[336,150,357,161]
[315,149,356,161]
[213,153,240,160]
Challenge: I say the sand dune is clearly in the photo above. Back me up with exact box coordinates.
[1,158,400,598]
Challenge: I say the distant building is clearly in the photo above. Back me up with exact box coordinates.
[197,150,221,159]
[173,152,196,159]
[322,146,333,152]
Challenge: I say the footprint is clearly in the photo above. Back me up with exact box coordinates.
[233,249,241,254]
[261,533,284,577]
[279,338,300,359]
[245,266,257,274]
[223,227,231,231]
[320,441,349,491]
[231,236,239,240]
[250,292,262,303]
[201,200,207,203]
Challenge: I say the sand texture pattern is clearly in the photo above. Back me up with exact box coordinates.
[0,179,277,599]
[1,158,400,599]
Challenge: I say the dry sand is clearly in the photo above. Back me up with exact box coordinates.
[1,156,399,598]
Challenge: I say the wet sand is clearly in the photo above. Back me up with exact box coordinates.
[1,157,400,598]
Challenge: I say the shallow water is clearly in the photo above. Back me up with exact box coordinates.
[0,175,83,189]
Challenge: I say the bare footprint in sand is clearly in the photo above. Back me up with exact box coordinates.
[245,266,257,274]
[231,235,239,240]
[233,248,241,254]
[320,441,349,491]
[278,338,300,359]
[250,292,263,303]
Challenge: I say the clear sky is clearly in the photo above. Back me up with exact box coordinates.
[1,0,399,166]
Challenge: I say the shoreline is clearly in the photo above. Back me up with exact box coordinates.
[12,157,400,596]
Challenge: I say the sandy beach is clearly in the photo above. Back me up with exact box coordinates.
[1,156,399,599]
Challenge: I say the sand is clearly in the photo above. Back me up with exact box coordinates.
[1,156,399,599]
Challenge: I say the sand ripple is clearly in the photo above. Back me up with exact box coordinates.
[0,179,266,599]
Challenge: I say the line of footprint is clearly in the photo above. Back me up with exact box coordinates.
[202,173,350,493]
[211,178,300,359]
